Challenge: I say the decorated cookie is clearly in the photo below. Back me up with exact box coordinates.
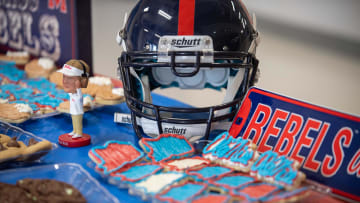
[81,76,113,97]
[208,173,256,192]
[0,92,10,103]
[88,140,144,174]
[109,163,163,187]
[0,84,23,101]
[0,63,26,83]
[9,101,40,115]
[6,87,34,101]
[186,165,233,181]
[202,132,259,172]
[160,156,211,172]
[155,181,207,203]
[139,133,194,162]
[48,89,70,101]
[191,194,232,203]
[230,182,281,202]
[28,94,62,114]
[129,171,187,199]
[24,58,56,79]
[265,186,310,203]
[20,78,56,93]
[0,51,29,65]
[0,103,33,123]
[250,150,306,191]
[95,87,125,105]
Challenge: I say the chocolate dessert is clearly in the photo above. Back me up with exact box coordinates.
[0,178,86,203]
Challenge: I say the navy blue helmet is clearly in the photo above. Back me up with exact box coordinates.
[117,0,260,141]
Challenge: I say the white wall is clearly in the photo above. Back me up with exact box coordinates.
[91,0,360,115]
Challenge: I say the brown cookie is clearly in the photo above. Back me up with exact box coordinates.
[0,133,11,144]
[21,140,52,161]
[0,140,25,162]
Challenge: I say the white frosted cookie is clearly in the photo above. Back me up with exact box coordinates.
[81,76,113,97]
[0,103,33,123]
[24,58,56,79]
[0,51,29,65]
[95,87,125,105]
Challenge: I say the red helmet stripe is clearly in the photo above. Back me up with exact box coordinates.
[178,0,195,35]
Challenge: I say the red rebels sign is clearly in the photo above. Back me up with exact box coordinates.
[229,87,360,201]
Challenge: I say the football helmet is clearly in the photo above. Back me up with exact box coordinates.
[117,0,260,142]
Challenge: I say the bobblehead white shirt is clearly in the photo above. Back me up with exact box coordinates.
[58,64,86,115]
[69,88,84,115]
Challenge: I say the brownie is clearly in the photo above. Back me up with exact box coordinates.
[16,178,87,203]
[0,179,86,203]
[0,182,36,203]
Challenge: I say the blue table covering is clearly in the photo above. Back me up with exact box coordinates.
[13,93,193,202]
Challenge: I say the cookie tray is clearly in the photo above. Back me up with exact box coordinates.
[0,120,57,164]
[0,163,120,203]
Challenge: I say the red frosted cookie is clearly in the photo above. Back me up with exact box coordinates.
[88,140,144,174]
[230,182,281,202]
[160,156,210,172]
[191,194,231,203]
[155,181,208,203]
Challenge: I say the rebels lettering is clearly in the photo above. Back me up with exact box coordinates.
[321,127,352,177]
[241,103,355,176]
[348,149,360,177]
[290,118,321,165]
[258,108,289,152]
[274,113,303,156]
[243,103,271,144]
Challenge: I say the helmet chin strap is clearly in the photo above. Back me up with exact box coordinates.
[114,112,231,142]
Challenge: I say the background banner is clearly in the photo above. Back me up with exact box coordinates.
[229,87,360,201]
[0,0,92,70]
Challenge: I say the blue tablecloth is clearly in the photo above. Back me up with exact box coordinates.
[13,93,192,203]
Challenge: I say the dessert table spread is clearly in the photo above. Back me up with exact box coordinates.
[3,93,346,203]
[10,93,187,203]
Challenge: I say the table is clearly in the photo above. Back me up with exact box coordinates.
[13,93,187,202]
[11,93,347,203]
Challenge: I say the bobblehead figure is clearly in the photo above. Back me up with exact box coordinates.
[57,59,90,140]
